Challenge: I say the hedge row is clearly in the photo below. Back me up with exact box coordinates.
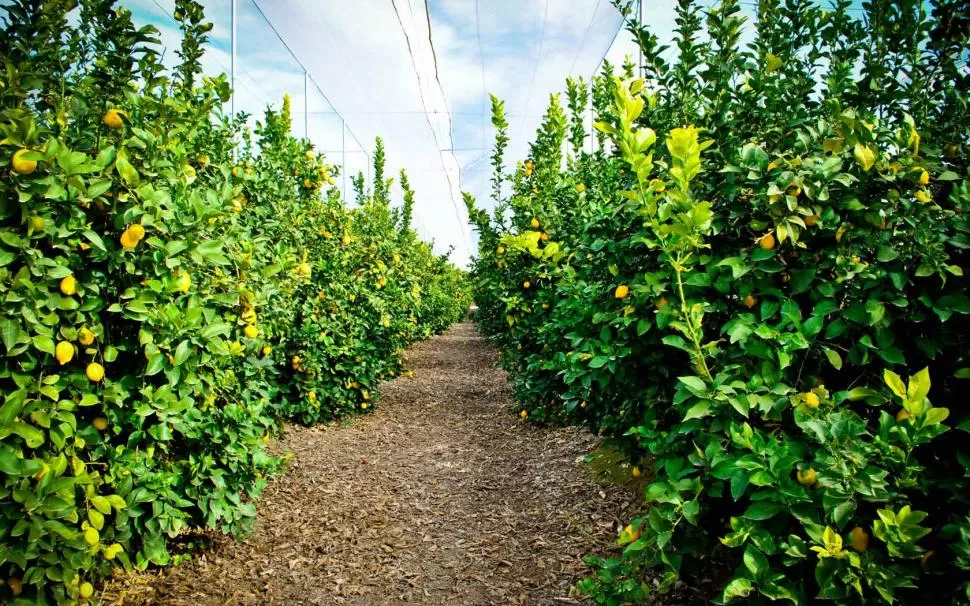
[466,0,969,603]
[0,1,468,603]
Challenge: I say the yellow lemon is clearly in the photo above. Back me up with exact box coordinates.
[848,526,869,552]
[127,223,145,240]
[631,466,641,478]
[497,246,505,255]
[361,402,368,410]
[120,229,139,249]
[79,326,96,345]
[743,295,757,309]
[7,577,22,596]
[342,233,351,245]
[244,325,258,339]
[576,183,586,192]
[797,468,817,486]
[83,527,100,546]
[60,275,77,296]
[176,272,192,293]
[86,362,105,382]
[802,392,820,407]
[915,189,932,203]
[520,409,528,419]
[93,417,108,431]
[614,285,629,299]
[55,341,74,365]
[103,108,125,130]
[262,345,272,356]
[530,218,540,229]
[759,232,776,250]
[804,214,819,227]
[918,170,929,185]
[29,215,46,231]
[523,281,531,289]
[80,582,94,599]
[12,148,37,175]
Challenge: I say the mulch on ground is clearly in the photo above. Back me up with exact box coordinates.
[103,323,642,605]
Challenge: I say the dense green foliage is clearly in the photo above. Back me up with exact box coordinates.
[0,1,468,602]
[466,0,970,603]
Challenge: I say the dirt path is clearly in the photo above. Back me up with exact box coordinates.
[109,323,638,605]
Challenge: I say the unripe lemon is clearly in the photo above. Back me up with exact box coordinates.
[614,285,629,299]
[29,215,46,231]
[60,275,77,296]
[103,108,125,130]
[83,527,100,546]
[797,468,817,486]
[848,526,869,552]
[80,581,94,599]
[244,325,258,339]
[86,362,105,382]
[55,341,74,365]
[530,218,540,229]
[79,327,96,346]
[759,232,776,250]
[92,417,108,431]
[12,148,37,175]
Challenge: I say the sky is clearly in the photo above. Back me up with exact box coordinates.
[124,0,865,268]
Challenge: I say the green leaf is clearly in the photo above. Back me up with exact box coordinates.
[743,501,783,520]
[683,400,713,421]
[823,347,842,370]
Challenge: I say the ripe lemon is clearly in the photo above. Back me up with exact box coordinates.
[103,108,125,130]
[614,285,630,299]
[83,527,100,546]
[796,468,817,486]
[7,577,22,596]
[576,183,586,192]
[541,232,550,242]
[55,341,74,365]
[342,233,351,245]
[12,148,38,175]
[523,280,531,289]
[262,345,272,356]
[530,218,540,229]
[79,327,96,346]
[86,362,105,382]
[743,295,757,309]
[802,392,820,407]
[307,390,316,401]
[80,582,94,599]
[759,232,776,250]
[361,402,368,410]
[520,409,528,419]
[918,170,929,185]
[306,151,315,160]
[915,189,931,203]
[244,325,258,339]
[804,214,819,227]
[848,526,869,552]
[631,466,641,478]
[92,417,108,431]
[127,223,145,240]
[120,229,139,249]
[60,275,77,296]
[497,246,505,255]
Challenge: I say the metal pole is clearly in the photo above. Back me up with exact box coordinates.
[342,119,347,200]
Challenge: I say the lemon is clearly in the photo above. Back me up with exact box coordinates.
[361,402,368,410]
[848,526,869,552]
[244,325,258,339]
[262,345,272,356]
[743,295,757,309]
[79,327,96,346]
[7,577,22,596]
[804,214,819,227]
[127,223,145,240]
[915,189,932,203]
[80,582,94,599]
[306,151,315,160]
[86,362,105,382]
[520,409,528,419]
[631,466,641,478]
[918,170,929,185]
[614,284,629,299]
[759,232,776,250]
[103,543,123,560]
[802,392,820,407]
[103,108,125,130]
[797,468,817,486]
[60,275,77,296]
[120,229,139,249]
[176,272,192,293]
[530,218,540,229]
[12,148,38,175]
[55,341,74,365]
[541,232,550,242]
[576,183,586,192]
[92,417,108,431]
[307,390,316,401]
[497,246,505,255]
[523,280,531,289]
[29,215,46,231]
[83,527,100,546]
[342,233,351,245]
